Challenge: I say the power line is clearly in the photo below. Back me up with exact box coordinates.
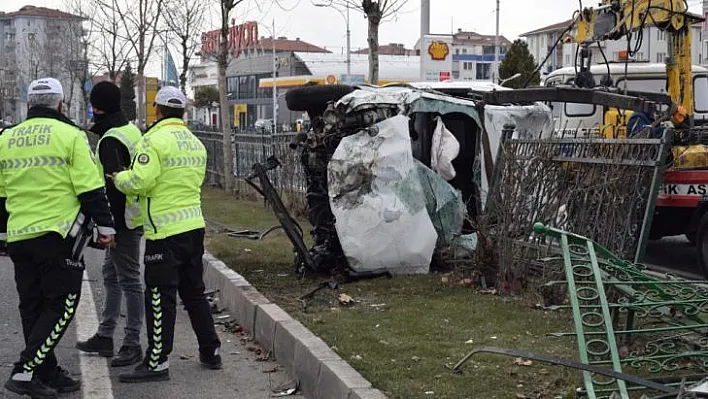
[273,0,303,12]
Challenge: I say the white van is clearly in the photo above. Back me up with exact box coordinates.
[541,63,708,136]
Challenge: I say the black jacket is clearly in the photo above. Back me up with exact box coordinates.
[89,111,134,231]
[0,107,115,236]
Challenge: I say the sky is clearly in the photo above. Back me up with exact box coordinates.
[2,0,706,76]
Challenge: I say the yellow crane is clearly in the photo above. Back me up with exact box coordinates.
[568,0,700,128]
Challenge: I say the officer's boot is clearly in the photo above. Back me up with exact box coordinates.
[111,345,143,367]
[4,371,58,398]
[42,366,81,394]
[76,333,114,357]
[118,357,170,383]
[199,347,222,370]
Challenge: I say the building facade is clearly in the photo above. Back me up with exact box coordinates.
[521,16,705,78]
[414,29,511,82]
[224,35,328,129]
[188,61,219,128]
[0,6,86,124]
[192,21,421,130]
[352,43,416,56]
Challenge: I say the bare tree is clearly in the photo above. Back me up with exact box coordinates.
[198,0,265,191]
[163,0,207,94]
[211,0,247,192]
[91,0,133,82]
[63,0,109,126]
[326,0,410,84]
[114,0,165,129]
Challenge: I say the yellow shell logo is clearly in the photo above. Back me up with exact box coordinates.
[428,41,450,61]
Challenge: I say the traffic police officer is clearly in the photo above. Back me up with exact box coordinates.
[113,86,221,383]
[76,81,145,367]
[1,77,115,397]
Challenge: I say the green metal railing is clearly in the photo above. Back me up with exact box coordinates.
[534,222,708,399]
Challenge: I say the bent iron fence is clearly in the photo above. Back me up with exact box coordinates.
[485,126,670,283]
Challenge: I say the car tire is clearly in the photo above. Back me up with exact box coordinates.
[285,84,356,115]
[695,212,708,279]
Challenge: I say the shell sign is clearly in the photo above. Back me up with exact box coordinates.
[428,41,450,61]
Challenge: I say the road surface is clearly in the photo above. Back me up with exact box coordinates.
[0,246,303,399]
[644,235,705,279]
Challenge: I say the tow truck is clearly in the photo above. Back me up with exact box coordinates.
[487,0,708,276]
[572,0,708,276]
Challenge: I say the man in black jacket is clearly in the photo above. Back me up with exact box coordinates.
[76,81,145,368]
[1,77,115,397]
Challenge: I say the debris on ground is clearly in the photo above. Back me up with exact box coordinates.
[338,293,354,306]
[270,381,299,397]
[455,225,708,399]
[255,350,271,362]
[513,358,532,366]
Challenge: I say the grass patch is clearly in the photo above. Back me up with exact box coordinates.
[202,187,580,398]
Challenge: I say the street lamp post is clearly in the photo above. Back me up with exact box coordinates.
[315,3,350,83]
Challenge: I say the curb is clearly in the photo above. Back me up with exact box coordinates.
[202,252,388,399]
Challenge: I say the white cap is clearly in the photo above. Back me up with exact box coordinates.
[155,86,187,109]
[28,78,64,97]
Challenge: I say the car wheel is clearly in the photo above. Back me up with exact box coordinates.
[285,84,356,115]
[696,212,708,279]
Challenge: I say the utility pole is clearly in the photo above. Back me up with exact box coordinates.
[421,0,430,37]
[494,0,500,83]
[315,3,350,83]
[345,4,351,83]
[272,19,277,136]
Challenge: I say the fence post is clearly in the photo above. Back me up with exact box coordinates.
[234,140,240,193]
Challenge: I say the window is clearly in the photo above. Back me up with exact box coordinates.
[237,76,248,99]
[695,76,708,113]
[476,63,491,80]
[226,77,238,98]
[544,79,562,118]
[462,62,473,71]
[462,48,467,54]
[256,73,272,99]
[616,78,668,94]
[482,46,495,55]
[656,52,666,63]
[455,48,459,55]
[657,30,665,41]
[565,102,596,117]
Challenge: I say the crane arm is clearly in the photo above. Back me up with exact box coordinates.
[567,0,703,125]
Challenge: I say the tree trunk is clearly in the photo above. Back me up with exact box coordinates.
[180,35,189,95]
[137,69,146,130]
[65,78,75,119]
[218,14,235,192]
[367,16,380,85]
[137,33,147,130]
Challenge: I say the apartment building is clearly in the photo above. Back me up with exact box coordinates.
[0,6,86,123]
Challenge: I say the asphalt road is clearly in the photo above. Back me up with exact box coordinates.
[0,246,303,399]
[644,235,706,279]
